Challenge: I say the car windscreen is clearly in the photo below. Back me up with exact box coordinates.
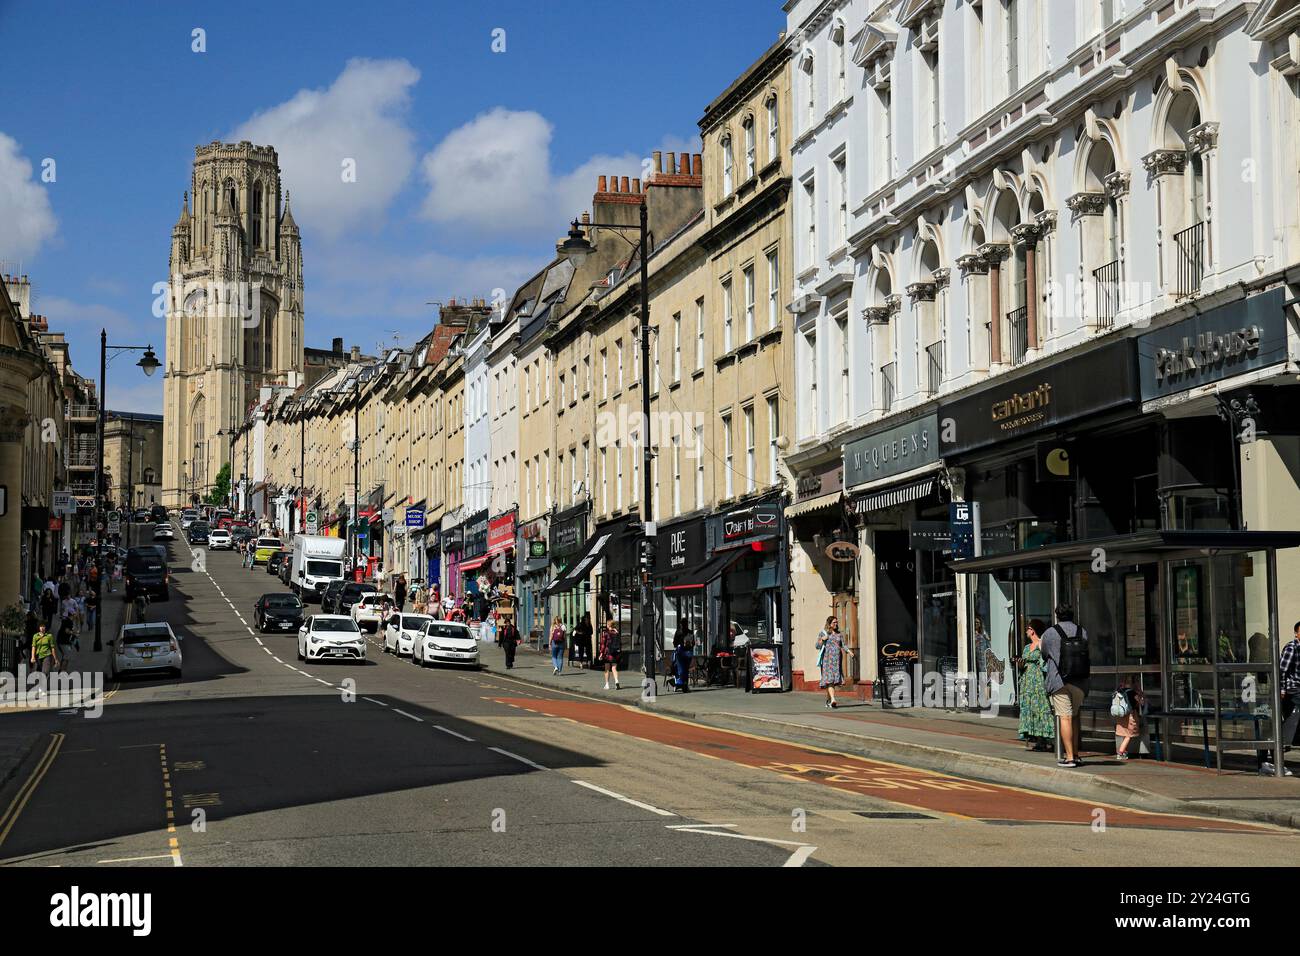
[257,539,282,549]
[126,554,165,573]
[190,522,209,532]
[265,594,301,608]
[313,618,359,633]
[122,626,172,645]
[306,559,343,576]
[402,615,432,631]
[425,623,472,640]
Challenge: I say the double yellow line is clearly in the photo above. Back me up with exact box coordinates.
[0,732,65,851]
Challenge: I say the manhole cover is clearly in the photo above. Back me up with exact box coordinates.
[853,811,935,820]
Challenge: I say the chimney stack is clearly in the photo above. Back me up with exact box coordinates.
[653,151,662,174]
[350,345,361,361]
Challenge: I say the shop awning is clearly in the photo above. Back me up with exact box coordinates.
[460,553,490,574]
[949,530,1300,574]
[661,550,746,591]
[852,477,937,515]
[541,528,621,597]
[786,491,844,520]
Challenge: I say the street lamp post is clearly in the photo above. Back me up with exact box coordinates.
[95,330,160,652]
[558,201,657,691]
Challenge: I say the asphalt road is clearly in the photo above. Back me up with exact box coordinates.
[2,522,1299,867]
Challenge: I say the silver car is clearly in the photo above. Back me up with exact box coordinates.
[111,622,183,679]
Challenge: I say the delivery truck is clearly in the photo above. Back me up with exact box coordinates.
[291,535,348,602]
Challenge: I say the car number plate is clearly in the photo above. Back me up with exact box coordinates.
[142,650,152,659]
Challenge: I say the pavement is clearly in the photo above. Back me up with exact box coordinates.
[479,641,1300,831]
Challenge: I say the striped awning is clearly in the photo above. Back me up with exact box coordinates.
[852,477,937,515]
[785,491,844,520]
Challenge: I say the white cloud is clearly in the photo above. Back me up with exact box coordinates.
[38,295,137,336]
[229,58,420,239]
[0,132,57,262]
[420,108,699,240]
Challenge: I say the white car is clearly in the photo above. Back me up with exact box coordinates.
[180,510,199,530]
[153,524,175,541]
[110,622,182,679]
[413,620,480,668]
[208,529,233,550]
[297,615,366,663]
[383,613,433,656]
[351,593,394,633]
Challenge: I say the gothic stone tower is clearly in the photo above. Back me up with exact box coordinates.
[163,141,304,508]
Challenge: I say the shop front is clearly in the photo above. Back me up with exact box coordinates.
[843,411,945,704]
[548,502,590,632]
[708,495,791,691]
[517,516,550,643]
[652,514,711,648]
[440,521,463,603]
[457,509,490,619]
[462,509,516,622]
[543,514,639,666]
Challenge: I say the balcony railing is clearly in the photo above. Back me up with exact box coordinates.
[1093,258,1121,329]
[64,402,98,422]
[925,341,944,395]
[1173,221,1205,298]
[1006,306,1029,366]
[64,441,97,469]
[881,362,896,414]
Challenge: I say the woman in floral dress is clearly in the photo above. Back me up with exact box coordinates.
[816,616,854,709]
[1017,619,1055,751]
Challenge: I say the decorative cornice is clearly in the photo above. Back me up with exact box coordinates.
[1010,223,1042,248]
[885,293,903,315]
[1034,210,1059,235]
[862,305,891,325]
[906,280,937,302]
[1066,191,1107,216]
[1188,121,1220,155]
[976,241,1011,264]
[1103,171,1131,198]
[956,253,988,276]
[1141,148,1188,178]
[932,267,952,290]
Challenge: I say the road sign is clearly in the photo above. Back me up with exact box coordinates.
[52,492,73,515]
[306,510,319,534]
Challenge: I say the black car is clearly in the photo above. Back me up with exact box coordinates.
[267,550,289,576]
[254,592,304,633]
[187,521,210,545]
[151,504,168,522]
[278,555,294,586]
[323,581,375,614]
[124,547,169,601]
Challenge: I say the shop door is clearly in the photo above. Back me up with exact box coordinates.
[832,593,860,683]
[971,565,1052,709]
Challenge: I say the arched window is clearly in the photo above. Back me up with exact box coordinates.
[1149,86,1212,296]
[766,94,779,163]
[252,183,263,248]
[742,114,756,179]
[917,239,945,393]
[801,52,816,129]
[864,267,898,412]
[722,133,734,193]
[832,21,847,102]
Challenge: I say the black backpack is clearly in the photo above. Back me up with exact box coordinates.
[1050,623,1090,683]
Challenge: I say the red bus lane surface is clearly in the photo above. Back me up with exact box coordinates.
[494,697,1271,833]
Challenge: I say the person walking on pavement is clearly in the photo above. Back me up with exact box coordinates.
[499,615,520,669]
[672,626,694,693]
[1041,604,1090,768]
[84,586,99,636]
[816,616,853,709]
[1259,620,1300,776]
[573,612,594,667]
[1016,619,1055,752]
[40,582,58,632]
[599,618,622,690]
[549,619,567,674]
[30,622,60,686]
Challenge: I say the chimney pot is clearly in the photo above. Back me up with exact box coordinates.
[632,178,640,193]
[666,153,676,176]
[581,210,590,224]
[598,175,607,192]
[653,151,662,173]
[610,177,619,193]
[693,153,703,176]
[620,176,630,192]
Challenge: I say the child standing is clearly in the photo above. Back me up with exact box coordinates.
[1114,677,1146,760]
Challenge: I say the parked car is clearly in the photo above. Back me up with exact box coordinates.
[351,592,394,633]
[254,592,304,633]
[383,614,433,656]
[253,537,283,566]
[267,550,290,576]
[124,547,169,601]
[110,621,182,679]
[297,615,366,663]
[413,620,480,668]
[323,581,375,615]
[187,521,210,545]
[152,524,175,541]
[208,528,233,550]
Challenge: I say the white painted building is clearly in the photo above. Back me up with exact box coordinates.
[463,321,492,522]
[488,307,519,519]
[785,0,1300,708]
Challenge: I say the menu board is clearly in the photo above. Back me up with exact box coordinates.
[1124,574,1147,655]
[749,644,782,692]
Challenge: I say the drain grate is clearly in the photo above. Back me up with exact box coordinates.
[853,811,935,820]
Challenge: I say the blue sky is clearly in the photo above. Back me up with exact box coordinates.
[0,0,786,412]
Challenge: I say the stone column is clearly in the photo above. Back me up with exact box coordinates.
[978,243,1011,366]
[0,350,40,606]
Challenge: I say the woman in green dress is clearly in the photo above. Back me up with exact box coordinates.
[1017,619,1055,751]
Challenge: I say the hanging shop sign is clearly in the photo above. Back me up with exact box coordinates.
[949,501,977,560]
[1138,287,1287,401]
[824,539,860,562]
[488,511,516,553]
[844,413,939,489]
[404,508,424,528]
[656,518,706,575]
[529,540,548,559]
[550,506,588,558]
[937,340,1137,456]
[722,500,781,542]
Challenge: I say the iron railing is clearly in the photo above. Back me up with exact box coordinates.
[925,341,944,395]
[1173,221,1205,298]
[1006,306,1029,366]
[881,362,896,413]
[64,402,98,421]
[1093,258,1121,329]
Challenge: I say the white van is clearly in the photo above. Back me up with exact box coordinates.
[291,535,348,602]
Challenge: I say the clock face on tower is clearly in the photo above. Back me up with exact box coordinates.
[184,288,206,316]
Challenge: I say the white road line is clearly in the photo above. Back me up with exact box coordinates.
[670,826,812,850]
[314,678,331,686]
[254,638,264,646]
[783,845,818,867]
[666,822,739,829]
[572,780,676,816]
[96,854,173,864]
[362,697,389,707]
[262,646,273,655]
[433,724,474,741]
[492,747,549,771]
[392,708,423,722]
[272,656,283,663]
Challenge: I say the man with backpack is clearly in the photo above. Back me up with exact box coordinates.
[1042,604,1090,768]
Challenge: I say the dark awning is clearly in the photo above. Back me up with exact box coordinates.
[949,530,1300,574]
[660,550,746,592]
[852,477,937,515]
[541,526,622,597]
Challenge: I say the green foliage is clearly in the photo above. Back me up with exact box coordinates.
[205,462,232,505]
